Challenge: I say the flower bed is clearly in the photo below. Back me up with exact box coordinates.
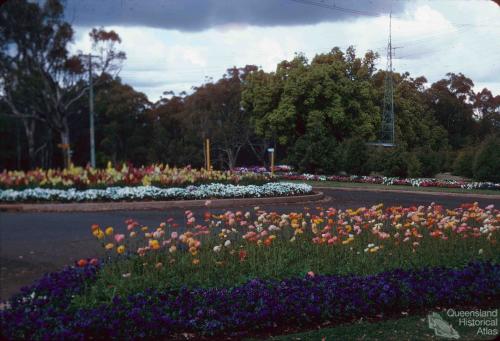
[1,262,498,339]
[277,173,500,191]
[0,164,270,190]
[1,203,498,339]
[0,182,312,203]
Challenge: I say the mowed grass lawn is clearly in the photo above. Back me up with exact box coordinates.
[287,180,500,196]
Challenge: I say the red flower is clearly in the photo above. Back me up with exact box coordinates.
[239,250,247,262]
[77,259,88,267]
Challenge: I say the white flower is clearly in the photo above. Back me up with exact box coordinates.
[0,182,313,203]
[213,245,222,252]
[224,240,231,247]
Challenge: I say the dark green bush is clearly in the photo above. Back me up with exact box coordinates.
[367,148,422,178]
[473,136,500,182]
[339,137,370,175]
[415,147,443,177]
[406,152,422,178]
[453,147,475,178]
[377,148,408,177]
[288,134,339,173]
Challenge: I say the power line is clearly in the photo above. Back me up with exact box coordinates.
[286,0,500,27]
[287,0,381,17]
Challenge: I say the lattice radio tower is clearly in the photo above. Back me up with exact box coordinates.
[379,13,397,146]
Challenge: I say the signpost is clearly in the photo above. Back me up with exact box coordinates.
[204,138,211,171]
[267,148,275,177]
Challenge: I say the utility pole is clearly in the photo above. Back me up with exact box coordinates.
[85,54,100,168]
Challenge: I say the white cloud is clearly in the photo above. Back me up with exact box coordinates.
[70,0,500,102]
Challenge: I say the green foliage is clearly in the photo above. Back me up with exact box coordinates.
[339,137,369,175]
[406,152,422,178]
[368,148,422,178]
[453,147,475,178]
[473,136,500,182]
[380,148,408,177]
[288,132,339,173]
[415,147,443,177]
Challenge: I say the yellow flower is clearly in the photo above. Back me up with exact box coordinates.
[189,246,198,256]
[149,239,160,250]
[94,230,105,239]
[105,227,114,236]
[192,259,200,265]
[342,237,354,245]
[117,245,125,254]
[141,226,148,232]
[105,243,114,250]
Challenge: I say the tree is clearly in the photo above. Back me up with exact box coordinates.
[0,0,125,168]
[474,88,500,137]
[186,66,257,169]
[426,73,477,148]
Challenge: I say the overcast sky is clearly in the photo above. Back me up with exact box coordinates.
[66,0,500,101]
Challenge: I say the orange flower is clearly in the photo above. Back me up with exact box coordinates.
[149,239,160,250]
[192,259,200,265]
[77,259,88,267]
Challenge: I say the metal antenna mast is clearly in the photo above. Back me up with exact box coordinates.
[380,12,396,146]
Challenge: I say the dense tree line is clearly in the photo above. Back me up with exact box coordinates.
[1,0,499,181]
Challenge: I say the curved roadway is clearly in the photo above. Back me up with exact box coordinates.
[1,188,499,300]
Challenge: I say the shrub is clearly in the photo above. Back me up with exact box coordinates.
[339,137,370,175]
[405,152,422,178]
[453,147,475,178]
[415,147,443,177]
[378,148,409,177]
[473,136,500,182]
[288,134,339,173]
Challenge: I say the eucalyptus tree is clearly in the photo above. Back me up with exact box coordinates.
[0,0,125,168]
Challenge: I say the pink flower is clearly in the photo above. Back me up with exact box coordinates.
[114,234,125,243]
[89,258,99,266]
[327,237,338,244]
[307,271,315,278]
[171,232,178,239]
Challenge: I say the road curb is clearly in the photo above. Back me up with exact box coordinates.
[313,186,500,199]
[0,192,324,212]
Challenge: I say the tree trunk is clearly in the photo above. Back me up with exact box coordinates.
[22,120,36,169]
[59,121,71,168]
[225,149,236,171]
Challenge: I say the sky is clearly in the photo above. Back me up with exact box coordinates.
[65,0,500,102]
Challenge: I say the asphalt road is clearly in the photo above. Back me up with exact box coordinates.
[1,188,499,300]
